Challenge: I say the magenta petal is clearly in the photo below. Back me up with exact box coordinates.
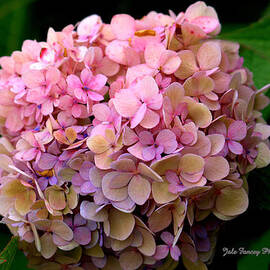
[74,213,87,227]
[72,173,85,186]
[154,245,169,260]
[228,120,247,141]
[170,246,181,261]
[228,140,243,155]
[81,181,97,194]
[196,237,210,252]
[38,153,58,170]
[80,161,94,180]
[161,231,174,245]
[37,177,48,191]
[74,227,91,245]
[130,103,147,129]
[49,176,58,185]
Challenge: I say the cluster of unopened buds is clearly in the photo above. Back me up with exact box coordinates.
[0,1,270,269]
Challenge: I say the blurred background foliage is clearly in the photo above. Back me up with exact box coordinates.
[0,0,270,269]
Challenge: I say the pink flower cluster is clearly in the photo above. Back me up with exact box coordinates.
[0,2,270,270]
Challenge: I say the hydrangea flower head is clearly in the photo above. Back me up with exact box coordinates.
[0,2,270,270]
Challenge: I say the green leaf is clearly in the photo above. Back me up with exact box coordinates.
[219,16,270,89]
[0,0,36,18]
[0,0,37,56]
[0,236,18,270]
[261,2,270,19]
[237,229,270,270]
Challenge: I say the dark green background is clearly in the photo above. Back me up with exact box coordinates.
[0,0,270,269]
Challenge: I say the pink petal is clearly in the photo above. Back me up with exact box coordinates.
[45,67,60,85]
[92,104,111,122]
[142,145,156,161]
[80,68,93,86]
[228,121,247,141]
[88,91,104,101]
[156,129,177,154]
[126,64,155,87]
[41,100,54,115]
[22,70,45,88]
[180,132,194,145]
[135,76,159,102]
[98,56,120,77]
[66,74,82,89]
[123,126,139,146]
[138,131,154,145]
[105,40,129,65]
[111,14,136,40]
[127,142,144,160]
[22,40,41,59]
[191,16,219,33]
[113,89,141,118]
[84,46,103,67]
[154,245,169,260]
[228,140,243,155]
[5,110,24,132]
[58,95,73,110]
[147,93,163,111]
[77,15,102,37]
[88,74,107,91]
[26,89,47,104]
[140,108,160,129]
[161,51,181,74]
[130,103,147,129]
[71,104,82,118]
[22,148,38,161]
[166,170,179,185]
[144,43,165,69]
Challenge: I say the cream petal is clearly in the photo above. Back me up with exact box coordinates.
[137,227,156,256]
[128,175,151,205]
[204,156,229,181]
[102,172,129,201]
[109,208,135,241]
[215,187,248,216]
[152,180,179,204]
[119,251,143,270]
